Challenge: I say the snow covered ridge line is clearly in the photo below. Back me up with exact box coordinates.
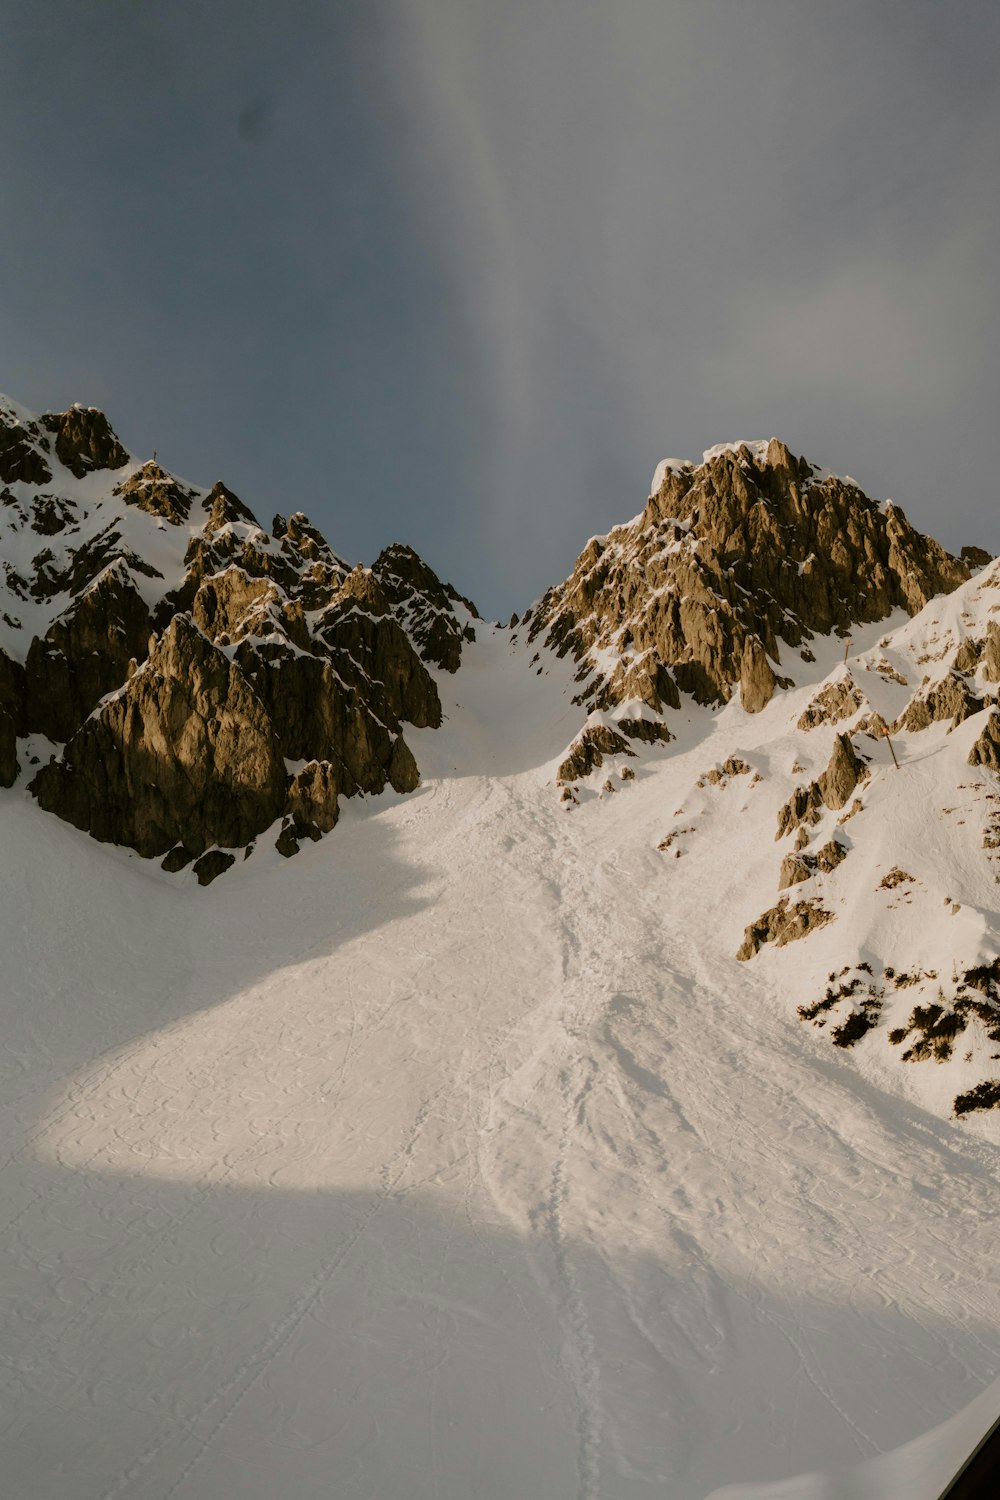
[527,432,985,766]
[0,395,477,881]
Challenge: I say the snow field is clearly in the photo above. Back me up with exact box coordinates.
[1,613,999,1498]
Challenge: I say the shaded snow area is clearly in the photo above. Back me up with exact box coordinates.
[4,600,1000,1499]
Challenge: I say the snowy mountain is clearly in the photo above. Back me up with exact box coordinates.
[518,438,1000,1130]
[3,400,1000,1500]
[0,397,476,879]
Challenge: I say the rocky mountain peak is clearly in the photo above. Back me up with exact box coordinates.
[114,460,196,524]
[528,438,973,726]
[40,404,129,478]
[0,394,477,880]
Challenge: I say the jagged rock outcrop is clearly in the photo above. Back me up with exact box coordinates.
[0,710,16,786]
[778,838,847,889]
[820,733,870,808]
[557,724,636,783]
[740,636,777,714]
[953,637,983,675]
[961,544,993,569]
[285,760,340,835]
[23,562,152,741]
[315,568,442,731]
[0,401,53,485]
[113,461,196,524]
[968,712,1000,772]
[984,623,1000,684]
[41,406,129,478]
[797,674,864,731]
[31,615,289,857]
[388,734,420,793]
[776,734,869,838]
[0,397,476,873]
[894,673,985,734]
[736,896,834,960]
[528,439,968,731]
[702,755,752,787]
[193,850,237,886]
[372,544,477,672]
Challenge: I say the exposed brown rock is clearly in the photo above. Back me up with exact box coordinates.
[778,837,847,889]
[193,850,236,886]
[113,462,195,524]
[285,760,339,836]
[960,544,993,569]
[968,712,1000,772]
[736,896,834,960]
[0,411,52,485]
[24,562,152,741]
[775,782,825,839]
[895,673,984,733]
[530,440,967,724]
[29,496,74,536]
[557,724,635,783]
[191,568,279,643]
[815,837,848,873]
[31,615,288,858]
[1,397,472,871]
[818,733,869,810]
[41,406,128,478]
[704,755,752,786]
[234,646,386,791]
[388,734,420,793]
[0,647,24,787]
[740,636,777,714]
[984,623,1000,684]
[372,543,478,672]
[616,718,673,745]
[316,571,442,732]
[797,674,864,731]
[161,845,194,873]
[275,824,302,858]
[776,735,868,838]
[203,480,260,536]
[0,707,16,787]
[778,854,813,889]
[879,866,913,890]
[953,636,983,675]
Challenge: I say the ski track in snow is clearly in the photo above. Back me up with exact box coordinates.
[2,623,1000,1499]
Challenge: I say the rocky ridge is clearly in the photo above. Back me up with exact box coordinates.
[0,396,476,878]
[4,397,1000,1126]
[525,438,970,776]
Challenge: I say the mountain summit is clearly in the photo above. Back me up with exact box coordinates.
[0,397,476,880]
[527,437,971,723]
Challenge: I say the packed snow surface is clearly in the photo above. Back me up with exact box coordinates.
[3,605,1000,1498]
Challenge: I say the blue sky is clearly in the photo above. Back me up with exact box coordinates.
[2,1,998,615]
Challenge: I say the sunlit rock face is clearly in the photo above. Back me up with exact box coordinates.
[0,397,476,877]
[527,438,969,722]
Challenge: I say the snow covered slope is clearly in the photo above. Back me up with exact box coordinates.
[3,413,999,1496]
[3,602,1000,1499]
